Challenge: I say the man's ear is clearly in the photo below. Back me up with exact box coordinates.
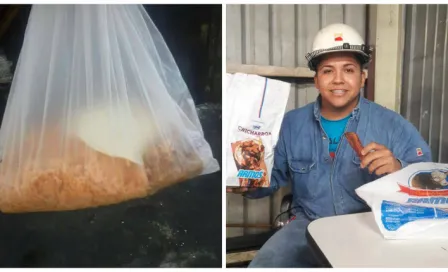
[360,69,366,88]
[314,73,319,91]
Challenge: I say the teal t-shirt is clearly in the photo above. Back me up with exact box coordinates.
[321,115,351,158]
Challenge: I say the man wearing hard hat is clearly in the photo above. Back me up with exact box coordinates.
[241,23,432,267]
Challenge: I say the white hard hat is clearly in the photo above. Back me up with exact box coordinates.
[306,23,372,71]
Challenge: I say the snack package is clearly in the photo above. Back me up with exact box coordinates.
[226,73,290,187]
[0,5,219,213]
[356,162,448,239]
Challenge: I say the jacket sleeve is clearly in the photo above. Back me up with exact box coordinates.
[243,113,291,199]
[391,116,433,168]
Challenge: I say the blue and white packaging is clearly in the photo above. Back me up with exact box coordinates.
[356,162,448,239]
[225,73,290,188]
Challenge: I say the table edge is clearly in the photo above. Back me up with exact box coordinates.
[306,223,332,268]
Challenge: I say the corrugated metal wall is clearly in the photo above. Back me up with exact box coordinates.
[401,4,448,164]
[226,4,367,237]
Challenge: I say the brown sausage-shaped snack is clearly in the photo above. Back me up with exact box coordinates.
[344,132,365,160]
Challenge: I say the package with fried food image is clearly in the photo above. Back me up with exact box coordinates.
[226,73,290,188]
[231,138,269,187]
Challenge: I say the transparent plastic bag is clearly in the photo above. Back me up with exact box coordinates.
[0,5,219,213]
[0,52,12,83]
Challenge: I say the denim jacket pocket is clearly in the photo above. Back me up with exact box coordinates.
[351,153,378,183]
[288,159,317,199]
[352,154,362,165]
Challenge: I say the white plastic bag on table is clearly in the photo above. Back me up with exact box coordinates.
[356,162,448,239]
[0,5,219,213]
[226,73,290,188]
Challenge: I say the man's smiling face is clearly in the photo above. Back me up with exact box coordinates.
[314,52,366,114]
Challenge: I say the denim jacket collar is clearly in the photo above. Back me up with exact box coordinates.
[313,93,363,121]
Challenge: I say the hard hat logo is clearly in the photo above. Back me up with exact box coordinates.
[305,23,373,71]
[334,33,343,42]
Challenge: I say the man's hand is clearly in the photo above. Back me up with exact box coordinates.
[360,142,402,175]
[226,187,257,194]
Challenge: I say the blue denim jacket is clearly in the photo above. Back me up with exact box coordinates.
[245,96,432,220]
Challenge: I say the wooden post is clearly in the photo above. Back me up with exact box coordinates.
[372,4,405,113]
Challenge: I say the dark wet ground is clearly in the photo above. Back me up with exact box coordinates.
[0,107,222,268]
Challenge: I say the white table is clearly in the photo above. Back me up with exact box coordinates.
[307,212,448,268]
